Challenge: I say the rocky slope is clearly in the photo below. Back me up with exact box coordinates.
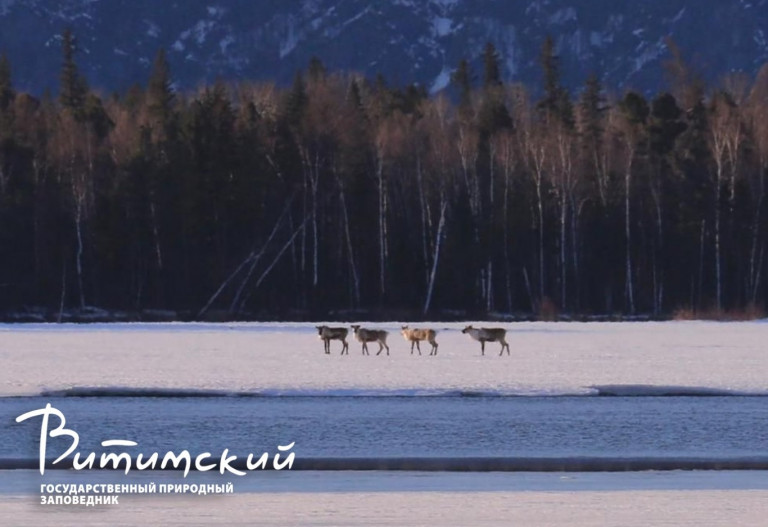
[0,0,767,94]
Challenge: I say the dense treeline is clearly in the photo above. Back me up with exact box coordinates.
[0,33,766,319]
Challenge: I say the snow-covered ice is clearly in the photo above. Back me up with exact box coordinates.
[1,321,767,525]
[2,484,768,526]
[0,321,766,397]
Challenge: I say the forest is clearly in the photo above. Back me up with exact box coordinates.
[0,31,766,320]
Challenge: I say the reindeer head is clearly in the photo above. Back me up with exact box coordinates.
[461,325,473,334]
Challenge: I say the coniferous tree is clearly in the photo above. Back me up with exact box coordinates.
[59,29,87,116]
[83,93,113,140]
[283,71,307,128]
[482,42,502,88]
[538,35,573,128]
[0,41,765,318]
[307,56,327,83]
[147,48,175,139]
[451,58,472,116]
[0,53,14,111]
[646,92,686,313]
[477,43,511,136]
[577,74,610,207]
[578,75,604,148]
[538,36,559,115]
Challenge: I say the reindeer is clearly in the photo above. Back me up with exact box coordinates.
[350,325,390,356]
[400,326,439,356]
[316,326,349,355]
[461,325,510,356]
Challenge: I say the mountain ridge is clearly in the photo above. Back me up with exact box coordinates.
[0,0,767,95]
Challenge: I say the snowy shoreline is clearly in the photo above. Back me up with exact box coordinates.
[1,306,745,324]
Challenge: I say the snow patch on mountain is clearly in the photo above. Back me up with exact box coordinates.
[0,0,18,16]
[1,0,767,96]
[429,65,452,93]
[279,19,301,58]
[432,16,454,37]
[219,35,234,55]
[549,7,577,25]
[145,20,160,38]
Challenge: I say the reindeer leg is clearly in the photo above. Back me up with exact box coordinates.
[410,341,415,355]
[416,341,421,355]
[481,340,485,356]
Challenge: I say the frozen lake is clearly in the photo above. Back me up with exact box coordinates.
[1,321,767,525]
[1,320,767,397]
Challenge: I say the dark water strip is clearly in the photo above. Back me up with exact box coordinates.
[2,385,764,399]
[4,457,768,472]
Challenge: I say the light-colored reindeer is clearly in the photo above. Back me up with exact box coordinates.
[461,325,510,356]
[400,326,438,356]
[350,325,390,356]
[316,326,349,355]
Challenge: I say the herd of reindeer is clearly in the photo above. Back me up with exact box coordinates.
[315,325,511,356]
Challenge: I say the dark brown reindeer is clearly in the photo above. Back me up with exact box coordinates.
[461,326,510,356]
[400,326,439,356]
[316,326,349,355]
[350,325,390,356]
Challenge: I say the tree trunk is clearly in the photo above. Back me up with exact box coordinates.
[650,179,663,314]
[749,163,765,302]
[236,221,307,313]
[224,201,292,315]
[423,199,447,314]
[58,260,67,323]
[74,193,85,310]
[698,220,706,310]
[377,154,387,295]
[337,176,361,307]
[310,153,320,288]
[624,152,635,314]
[533,166,545,304]
[559,190,567,310]
[503,161,512,312]
[149,197,163,270]
[715,162,723,312]
[417,157,430,285]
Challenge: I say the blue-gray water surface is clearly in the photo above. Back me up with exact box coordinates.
[2,395,766,461]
